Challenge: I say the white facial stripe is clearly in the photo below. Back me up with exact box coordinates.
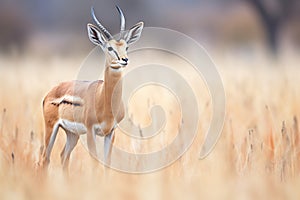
[108,46,120,60]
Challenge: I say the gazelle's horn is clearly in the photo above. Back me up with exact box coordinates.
[91,7,113,40]
[116,6,126,39]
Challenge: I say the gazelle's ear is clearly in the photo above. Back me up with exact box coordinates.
[87,23,107,49]
[124,22,144,45]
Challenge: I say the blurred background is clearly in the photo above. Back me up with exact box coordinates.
[1,0,300,59]
[1,1,300,199]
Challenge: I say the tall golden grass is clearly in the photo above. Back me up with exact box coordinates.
[0,53,300,199]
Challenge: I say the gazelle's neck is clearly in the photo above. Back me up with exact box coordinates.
[97,62,123,119]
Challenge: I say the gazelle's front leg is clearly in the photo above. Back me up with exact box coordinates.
[104,127,116,166]
[87,127,98,158]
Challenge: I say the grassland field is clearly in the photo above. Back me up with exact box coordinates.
[0,52,300,200]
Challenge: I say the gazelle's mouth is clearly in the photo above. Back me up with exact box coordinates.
[110,66,122,70]
[110,60,128,69]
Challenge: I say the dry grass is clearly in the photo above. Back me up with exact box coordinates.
[0,52,300,199]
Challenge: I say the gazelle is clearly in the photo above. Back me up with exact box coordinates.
[40,6,144,172]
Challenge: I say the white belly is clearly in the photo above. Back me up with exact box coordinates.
[59,119,87,135]
[58,119,114,136]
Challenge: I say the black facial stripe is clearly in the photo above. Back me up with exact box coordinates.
[107,46,120,60]
[113,50,120,60]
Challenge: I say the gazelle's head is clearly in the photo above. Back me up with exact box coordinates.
[87,6,144,70]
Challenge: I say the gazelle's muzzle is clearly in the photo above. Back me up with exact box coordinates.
[110,58,129,69]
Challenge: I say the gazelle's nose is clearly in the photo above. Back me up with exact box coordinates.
[122,58,128,63]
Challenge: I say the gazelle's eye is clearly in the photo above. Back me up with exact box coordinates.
[126,47,129,51]
[108,47,113,51]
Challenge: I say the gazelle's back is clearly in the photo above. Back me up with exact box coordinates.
[43,80,103,122]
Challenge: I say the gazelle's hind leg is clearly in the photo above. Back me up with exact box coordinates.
[40,125,53,168]
[41,99,59,170]
[41,121,60,168]
[44,122,60,166]
[60,131,79,173]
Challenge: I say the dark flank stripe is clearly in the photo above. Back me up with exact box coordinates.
[51,100,82,107]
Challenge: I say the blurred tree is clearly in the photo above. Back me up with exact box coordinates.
[0,4,32,54]
[246,0,299,54]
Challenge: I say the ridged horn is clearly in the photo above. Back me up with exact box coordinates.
[116,6,126,38]
[91,7,113,40]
